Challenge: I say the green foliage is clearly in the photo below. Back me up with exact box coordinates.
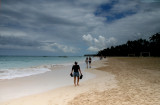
[97,33,160,56]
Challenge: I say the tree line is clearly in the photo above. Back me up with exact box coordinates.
[97,33,160,57]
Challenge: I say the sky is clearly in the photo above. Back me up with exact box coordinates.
[0,0,160,56]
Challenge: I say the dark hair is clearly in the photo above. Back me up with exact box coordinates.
[75,61,77,64]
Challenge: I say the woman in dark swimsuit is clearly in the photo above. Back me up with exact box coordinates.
[70,62,82,86]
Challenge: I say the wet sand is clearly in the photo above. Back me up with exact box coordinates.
[0,63,96,103]
[0,58,117,105]
[1,57,160,105]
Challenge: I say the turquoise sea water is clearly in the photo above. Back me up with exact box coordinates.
[0,56,86,79]
[0,56,85,69]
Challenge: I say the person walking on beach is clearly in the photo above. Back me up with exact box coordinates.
[70,62,82,86]
[85,57,89,68]
[89,57,92,68]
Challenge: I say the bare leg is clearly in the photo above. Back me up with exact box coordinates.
[77,77,79,86]
[86,63,88,69]
[74,77,76,86]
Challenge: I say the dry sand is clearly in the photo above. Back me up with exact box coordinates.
[68,57,160,105]
[1,57,160,105]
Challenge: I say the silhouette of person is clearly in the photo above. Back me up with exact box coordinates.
[85,57,88,68]
[100,55,103,60]
[89,57,92,68]
[70,62,82,86]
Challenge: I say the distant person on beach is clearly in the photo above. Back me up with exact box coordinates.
[89,57,92,68]
[100,55,103,60]
[70,62,82,86]
[85,57,88,68]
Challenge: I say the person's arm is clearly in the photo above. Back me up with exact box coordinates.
[78,65,82,75]
[79,69,82,75]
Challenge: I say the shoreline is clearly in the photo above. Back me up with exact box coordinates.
[2,57,159,105]
[0,58,118,105]
[0,63,96,102]
[0,56,88,80]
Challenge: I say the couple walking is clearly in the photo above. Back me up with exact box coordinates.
[85,57,92,68]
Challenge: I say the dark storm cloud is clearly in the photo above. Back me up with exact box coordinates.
[0,35,41,47]
[32,12,83,26]
[1,4,82,27]
[2,0,30,4]
[0,0,160,55]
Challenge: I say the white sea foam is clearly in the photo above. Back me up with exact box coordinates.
[0,56,98,80]
[0,68,51,79]
[0,62,82,80]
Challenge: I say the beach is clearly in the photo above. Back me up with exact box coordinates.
[1,57,160,105]
[68,57,160,105]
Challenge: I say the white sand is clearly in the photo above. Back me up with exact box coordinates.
[0,59,118,105]
[0,63,96,102]
[2,57,160,105]
[68,57,160,105]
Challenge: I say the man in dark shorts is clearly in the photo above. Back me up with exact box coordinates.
[70,62,82,86]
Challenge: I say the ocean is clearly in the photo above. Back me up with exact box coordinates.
[0,56,98,102]
[0,56,87,79]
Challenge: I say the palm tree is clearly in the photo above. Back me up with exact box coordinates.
[149,33,160,56]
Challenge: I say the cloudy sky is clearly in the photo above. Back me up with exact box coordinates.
[0,0,160,56]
